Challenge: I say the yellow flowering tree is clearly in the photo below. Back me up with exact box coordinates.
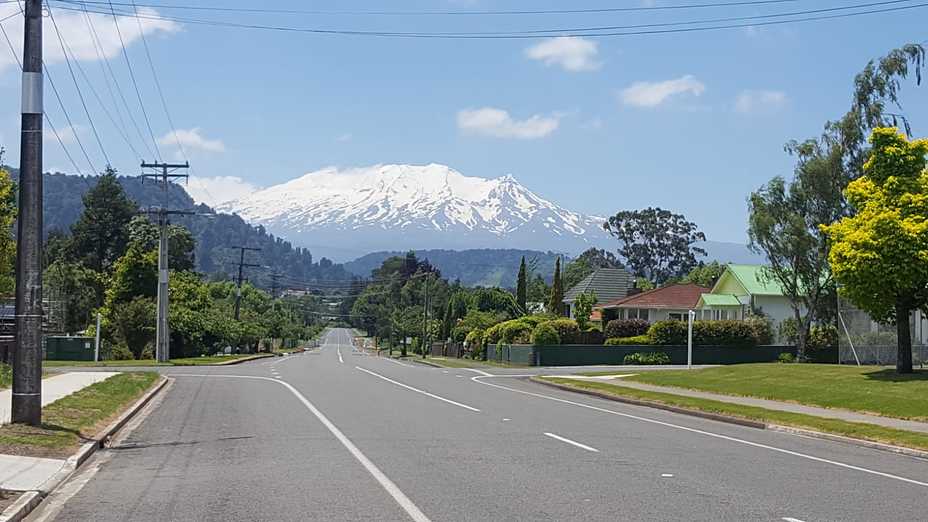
[823,127,928,373]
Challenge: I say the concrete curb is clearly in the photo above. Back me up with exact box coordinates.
[0,375,170,522]
[407,358,443,369]
[531,377,928,460]
[530,377,765,429]
[210,354,276,366]
[0,491,41,522]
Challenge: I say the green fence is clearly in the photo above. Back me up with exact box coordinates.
[44,336,96,361]
[486,343,831,366]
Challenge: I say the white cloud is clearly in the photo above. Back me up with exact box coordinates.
[457,107,559,139]
[619,75,706,108]
[0,6,179,74]
[185,176,258,206]
[525,37,601,72]
[44,124,82,145]
[734,90,787,114]
[158,128,225,156]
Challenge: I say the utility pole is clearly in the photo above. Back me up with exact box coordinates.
[141,161,191,363]
[422,269,430,359]
[12,0,43,425]
[232,246,262,320]
[269,273,283,299]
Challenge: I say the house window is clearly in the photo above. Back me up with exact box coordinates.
[624,308,649,321]
[668,312,685,321]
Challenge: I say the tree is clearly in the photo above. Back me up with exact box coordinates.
[111,297,156,359]
[548,257,564,316]
[679,261,725,287]
[603,207,706,285]
[0,165,15,295]
[126,216,196,271]
[516,256,527,315]
[44,260,98,333]
[822,128,928,374]
[70,168,138,274]
[574,291,597,331]
[749,140,844,358]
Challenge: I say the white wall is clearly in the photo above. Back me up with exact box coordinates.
[754,295,802,343]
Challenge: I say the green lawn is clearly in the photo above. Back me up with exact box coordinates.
[42,353,273,367]
[539,377,928,452]
[0,372,159,458]
[624,363,928,421]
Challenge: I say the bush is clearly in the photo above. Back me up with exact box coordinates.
[778,352,795,363]
[465,328,485,347]
[648,320,688,345]
[745,315,773,345]
[108,344,134,360]
[484,323,504,345]
[499,319,533,344]
[604,335,653,346]
[531,323,561,346]
[605,319,650,339]
[623,352,671,365]
[521,314,556,327]
[808,324,838,351]
[470,342,486,360]
[649,319,761,346]
[542,318,580,344]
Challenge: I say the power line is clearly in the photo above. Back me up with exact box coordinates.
[0,10,85,176]
[48,6,111,167]
[106,0,162,160]
[81,1,157,160]
[53,0,928,39]
[57,0,807,16]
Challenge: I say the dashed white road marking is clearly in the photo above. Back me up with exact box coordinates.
[337,346,344,364]
[383,357,413,368]
[356,366,481,413]
[472,376,928,489]
[782,518,806,522]
[544,432,599,453]
[176,373,431,522]
[661,474,674,478]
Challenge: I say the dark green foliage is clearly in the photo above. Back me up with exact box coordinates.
[648,320,763,346]
[605,335,652,346]
[69,169,138,274]
[111,297,156,359]
[778,352,796,363]
[603,207,706,285]
[623,352,671,365]
[605,319,650,339]
[677,261,725,287]
[531,323,560,346]
[126,216,196,271]
[516,256,527,314]
[548,257,564,315]
[744,315,774,346]
[563,248,621,290]
[44,260,98,334]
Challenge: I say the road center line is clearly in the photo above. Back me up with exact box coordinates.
[337,346,344,364]
[544,432,599,452]
[782,518,807,522]
[176,374,430,522]
[472,376,928,489]
[356,366,481,412]
[383,357,413,368]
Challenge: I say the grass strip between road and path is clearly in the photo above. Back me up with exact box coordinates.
[42,353,274,368]
[537,377,928,452]
[619,364,928,422]
[0,372,159,459]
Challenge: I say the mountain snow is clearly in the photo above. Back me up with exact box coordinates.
[218,164,608,259]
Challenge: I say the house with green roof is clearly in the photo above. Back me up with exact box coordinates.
[696,264,801,340]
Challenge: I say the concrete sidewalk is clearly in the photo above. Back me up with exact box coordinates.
[0,372,119,425]
[552,374,928,434]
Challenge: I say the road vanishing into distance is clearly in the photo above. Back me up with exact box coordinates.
[29,329,928,521]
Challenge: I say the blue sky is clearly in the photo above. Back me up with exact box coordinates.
[0,0,926,245]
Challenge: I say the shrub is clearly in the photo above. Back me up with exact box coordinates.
[465,328,485,348]
[542,318,580,344]
[744,315,773,345]
[471,342,486,360]
[108,344,134,360]
[649,319,761,346]
[499,319,533,344]
[604,335,652,346]
[605,319,650,339]
[521,314,556,327]
[648,320,688,345]
[531,323,561,346]
[778,352,795,363]
[484,323,504,345]
[808,324,838,351]
[623,352,671,365]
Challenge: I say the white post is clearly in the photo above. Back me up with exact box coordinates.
[94,312,101,362]
[687,310,695,369]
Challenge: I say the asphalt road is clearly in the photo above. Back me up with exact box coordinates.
[31,329,928,521]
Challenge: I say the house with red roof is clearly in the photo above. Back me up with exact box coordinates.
[599,283,709,323]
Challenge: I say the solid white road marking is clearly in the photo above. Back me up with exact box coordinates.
[472,376,928,489]
[383,357,413,368]
[338,347,344,364]
[356,366,481,412]
[544,432,599,453]
[176,374,431,522]
[661,474,674,478]
[461,368,493,378]
[782,518,806,522]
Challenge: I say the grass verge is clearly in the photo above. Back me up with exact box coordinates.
[0,372,159,459]
[538,377,928,452]
[42,354,272,367]
[623,364,928,421]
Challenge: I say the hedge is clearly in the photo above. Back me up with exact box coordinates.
[605,319,650,339]
[532,323,561,346]
[541,319,580,344]
[499,319,533,344]
[605,335,653,346]
[648,320,763,346]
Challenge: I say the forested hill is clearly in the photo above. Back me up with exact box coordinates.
[10,169,353,286]
[345,248,562,288]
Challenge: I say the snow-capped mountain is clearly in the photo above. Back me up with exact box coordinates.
[217,164,610,261]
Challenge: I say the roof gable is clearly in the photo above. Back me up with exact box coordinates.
[603,283,709,310]
[563,268,633,304]
[710,264,785,297]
